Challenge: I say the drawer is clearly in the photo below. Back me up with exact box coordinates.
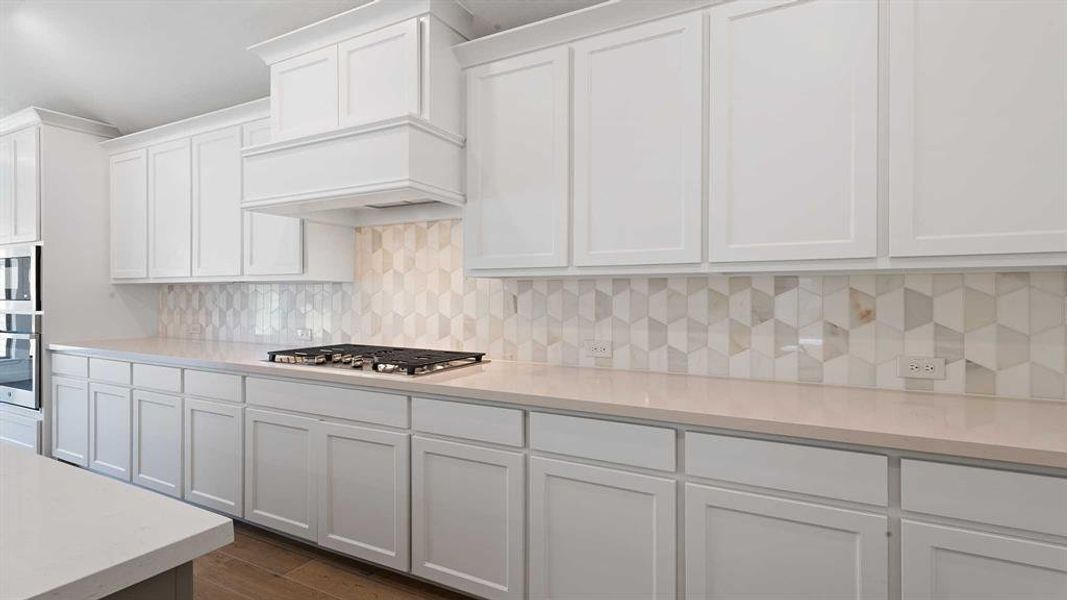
[685,432,888,506]
[184,370,242,403]
[52,354,88,378]
[530,412,675,471]
[88,358,131,385]
[132,363,182,393]
[902,459,1067,536]
[0,410,41,452]
[246,377,407,428]
[412,397,523,447]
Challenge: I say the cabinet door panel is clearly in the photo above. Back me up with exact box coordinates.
[686,484,888,599]
[183,398,243,517]
[888,0,1067,256]
[0,409,39,452]
[148,139,192,278]
[11,127,39,243]
[709,0,878,262]
[339,19,419,127]
[465,47,570,270]
[271,46,339,139]
[110,149,148,279]
[412,436,524,600]
[132,390,182,497]
[902,520,1067,600]
[241,118,303,276]
[88,383,132,481]
[192,126,242,277]
[0,134,12,243]
[51,376,89,466]
[245,408,316,540]
[573,13,703,266]
[529,457,676,599]
[317,422,409,570]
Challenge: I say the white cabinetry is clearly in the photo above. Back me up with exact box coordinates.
[888,0,1067,257]
[88,382,132,481]
[465,48,570,270]
[191,126,242,277]
[241,119,303,276]
[411,436,525,600]
[686,484,888,599]
[317,421,409,570]
[51,376,89,466]
[0,127,40,244]
[109,149,148,279]
[271,47,339,139]
[338,20,419,128]
[708,0,878,262]
[572,13,703,266]
[183,397,243,517]
[529,457,676,599]
[131,390,182,497]
[0,408,41,452]
[147,139,192,278]
[244,408,317,540]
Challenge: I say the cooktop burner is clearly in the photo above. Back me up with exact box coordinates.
[267,344,486,376]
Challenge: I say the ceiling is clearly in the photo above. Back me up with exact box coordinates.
[0,0,603,134]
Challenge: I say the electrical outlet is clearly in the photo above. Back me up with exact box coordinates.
[583,339,612,358]
[295,328,313,341]
[897,356,946,380]
[183,323,202,338]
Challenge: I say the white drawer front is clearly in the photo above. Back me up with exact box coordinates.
[0,410,41,452]
[686,433,888,506]
[530,412,675,471]
[184,370,242,403]
[51,354,88,378]
[412,397,524,447]
[89,358,131,385]
[132,363,182,393]
[902,459,1067,537]
[246,377,408,428]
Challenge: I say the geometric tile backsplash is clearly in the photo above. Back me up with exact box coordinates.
[159,219,1067,401]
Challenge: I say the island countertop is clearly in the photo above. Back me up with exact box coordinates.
[0,448,232,600]
[50,337,1067,470]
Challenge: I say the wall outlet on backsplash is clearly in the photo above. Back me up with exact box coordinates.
[898,356,946,380]
[584,340,612,359]
[295,329,313,341]
[182,323,202,338]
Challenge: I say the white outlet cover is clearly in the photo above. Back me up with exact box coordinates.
[583,339,612,358]
[897,355,947,380]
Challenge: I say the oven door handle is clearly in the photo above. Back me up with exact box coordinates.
[0,332,37,341]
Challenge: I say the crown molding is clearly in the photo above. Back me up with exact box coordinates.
[0,107,120,138]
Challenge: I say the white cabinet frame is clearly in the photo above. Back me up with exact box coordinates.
[132,390,183,497]
[183,397,243,517]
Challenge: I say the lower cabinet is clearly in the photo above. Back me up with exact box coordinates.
[183,398,243,517]
[411,436,525,600]
[901,521,1067,600]
[88,383,132,481]
[685,483,889,599]
[131,390,182,497]
[528,457,677,600]
[0,409,40,452]
[51,376,89,466]
[316,421,410,571]
[244,408,317,541]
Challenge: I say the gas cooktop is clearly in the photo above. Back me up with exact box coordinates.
[267,344,486,376]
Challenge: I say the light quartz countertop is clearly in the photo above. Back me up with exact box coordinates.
[51,337,1067,470]
[0,447,232,600]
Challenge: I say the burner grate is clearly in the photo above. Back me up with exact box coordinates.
[267,344,486,376]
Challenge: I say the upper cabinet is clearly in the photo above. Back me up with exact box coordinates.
[270,46,340,140]
[338,20,420,128]
[102,100,353,283]
[887,0,1067,257]
[708,0,878,263]
[0,127,40,244]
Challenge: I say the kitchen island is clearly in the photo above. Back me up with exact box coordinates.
[0,447,232,600]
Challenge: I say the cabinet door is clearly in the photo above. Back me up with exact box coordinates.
[572,13,703,266]
[241,119,303,276]
[88,383,132,481]
[708,0,878,262]
[183,398,243,517]
[317,422,409,570]
[0,409,40,452]
[0,134,11,243]
[110,149,148,279]
[132,390,182,497]
[52,376,89,466]
[339,19,419,127]
[686,484,888,599]
[191,126,242,277]
[271,46,339,139]
[888,0,1067,257]
[902,520,1067,600]
[465,47,570,270]
[412,436,524,600]
[245,408,317,541]
[529,457,676,599]
[10,127,39,243]
[148,139,192,278]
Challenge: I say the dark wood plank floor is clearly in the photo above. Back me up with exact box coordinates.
[193,522,468,600]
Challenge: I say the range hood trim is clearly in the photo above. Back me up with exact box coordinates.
[241,114,464,157]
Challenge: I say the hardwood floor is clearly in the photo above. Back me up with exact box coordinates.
[193,522,468,600]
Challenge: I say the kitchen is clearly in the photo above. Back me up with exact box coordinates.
[0,0,1065,599]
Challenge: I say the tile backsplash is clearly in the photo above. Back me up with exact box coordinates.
[160,220,1067,401]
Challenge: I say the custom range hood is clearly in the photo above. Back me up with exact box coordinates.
[241,0,472,226]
